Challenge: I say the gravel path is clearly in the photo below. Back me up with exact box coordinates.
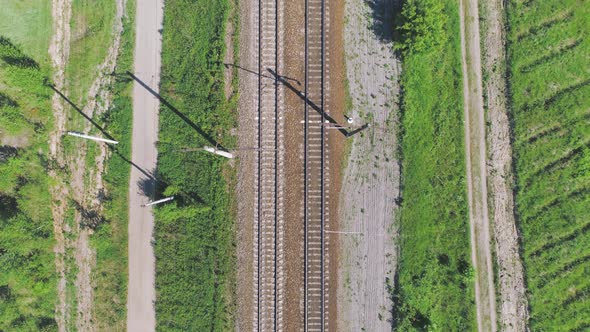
[337,0,401,330]
[127,0,163,331]
[459,0,497,330]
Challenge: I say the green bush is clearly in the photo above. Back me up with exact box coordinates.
[396,0,447,54]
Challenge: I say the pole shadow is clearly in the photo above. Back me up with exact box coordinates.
[221,62,301,85]
[125,71,226,151]
[267,68,369,138]
[49,85,116,141]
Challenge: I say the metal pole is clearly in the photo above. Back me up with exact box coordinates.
[67,131,119,144]
[143,196,174,207]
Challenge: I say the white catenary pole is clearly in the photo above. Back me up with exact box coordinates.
[203,146,234,159]
[67,131,118,144]
[143,196,174,207]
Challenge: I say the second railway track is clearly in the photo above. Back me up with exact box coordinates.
[254,0,285,330]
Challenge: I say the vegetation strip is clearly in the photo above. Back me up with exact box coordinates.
[391,0,475,329]
[154,0,237,330]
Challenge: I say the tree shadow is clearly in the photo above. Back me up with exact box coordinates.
[0,145,18,162]
[0,92,18,108]
[125,71,226,151]
[0,37,40,69]
[72,200,106,230]
[267,68,368,137]
[1,55,39,69]
[364,0,400,43]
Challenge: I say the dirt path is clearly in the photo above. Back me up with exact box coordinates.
[459,0,497,330]
[48,0,127,330]
[70,1,126,330]
[48,0,73,330]
[337,0,401,330]
[480,0,529,330]
[127,0,164,331]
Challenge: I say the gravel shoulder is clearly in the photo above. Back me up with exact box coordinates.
[459,0,498,330]
[479,0,529,330]
[337,0,401,330]
[127,1,163,331]
[235,0,256,328]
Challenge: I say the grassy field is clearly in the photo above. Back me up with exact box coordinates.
[154,0,238,330]
[391,0,475,330]
[0,37,56,331]
[506,0,590,329]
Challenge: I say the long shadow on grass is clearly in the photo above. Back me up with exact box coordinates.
[267,68,368,137]
[125,71,225,151]
[49,85,116,141]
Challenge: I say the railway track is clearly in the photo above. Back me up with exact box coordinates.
[304,0,330,330]
[253,0,285,330]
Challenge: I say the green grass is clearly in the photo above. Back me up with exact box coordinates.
[154,0,237,330]
[392,0,475,330]
[506,0,590,329]
[0,37,56,332]
[0,0,52,65]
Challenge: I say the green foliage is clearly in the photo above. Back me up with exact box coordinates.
[396,0,447,54]
[392,0,475,330]
[154,0,236,330]
[506,0,590,329]
[0,37,56,331]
